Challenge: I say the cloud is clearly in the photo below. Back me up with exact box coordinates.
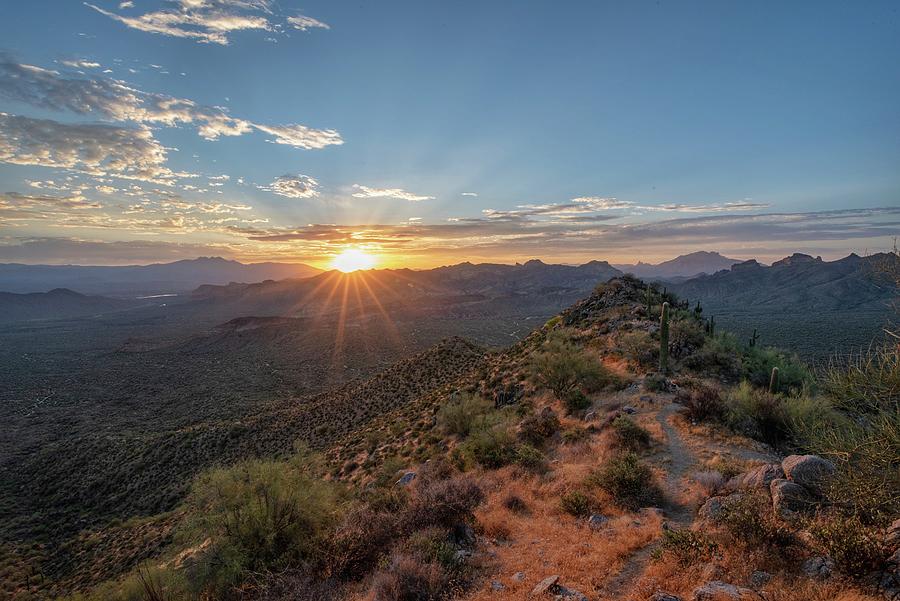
[0,236,243,264]
[351,184,435,202]
[0,113,187,184]
[261,174,320,199]
[0,54,343,149]
[570,196,770,214]
[60,59,102,69]
[461,192,478,197]
[85,1,329,45]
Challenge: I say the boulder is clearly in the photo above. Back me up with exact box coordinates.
[396,471,416,486]
[729,463,784,490]
[770,478,813,518]
[651,593,682,601]
[748,571,771,589]
[554,585,588,601]
[801,556,834,580]
[490,580,506,591]
[698,496,726,522]
[886,518,900,550]
[588,514,609,530]
[692,581,754,600]
[880,549,900,600]
[531,575,559,596]
[512,572,526,582]
[781,455,835,496]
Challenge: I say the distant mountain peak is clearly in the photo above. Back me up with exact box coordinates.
[772,253,822,267]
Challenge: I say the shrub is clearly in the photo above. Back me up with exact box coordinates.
[459,426,517,469]
[405,476,484,532]
[719,492,794,551]
[327,506,400,580]
[370,554,445,601]
[683,334,742,379]
[561,427,589,445]
[821,345,900,416]
[669,319,706,359]
[742,346,811,393]
[809,513,890,577]
[589,452,660,510]
[560,490,593,517]
[515,444,548,473]
[180,454,343,592]
[643,373,668,392]
[405,528,462,573]
[436,394,495,438]
[658,528,718,566]
[531,330,616,399]
[692,470,725,497]
[724,381,791,446]
[620,330,657,366]
[517,411,560,446]
[562,389,591,414]
[611,415,651,450]
[675,383,724,422]
[502,493,527,513]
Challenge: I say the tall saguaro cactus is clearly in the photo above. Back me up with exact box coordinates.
[645,284,653,315]
[659,301,670,374]
[769,366,780,394]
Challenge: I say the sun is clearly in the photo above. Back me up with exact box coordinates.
[331,248,377,272]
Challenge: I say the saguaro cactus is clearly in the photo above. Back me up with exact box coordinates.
[749,329,760,347]
[659,301,670,374]
[769,366,780,394]
[645,284,653,315]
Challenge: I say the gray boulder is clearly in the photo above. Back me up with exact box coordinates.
[770,478,813,518]
[692,581,754,600]
[588,514,609,530]
[782,454,835,496]
[531,575,559,596]
[801,556,834,580]
[554,585,588,601]
[730,463,784,490]
[396,471,416,486]
[748,570,771,589]
[651,593,682,601]
[886,518,900,549]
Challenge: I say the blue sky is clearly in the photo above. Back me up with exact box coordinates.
[0,0,898,267]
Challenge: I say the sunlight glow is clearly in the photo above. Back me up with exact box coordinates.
[331,248,377,272]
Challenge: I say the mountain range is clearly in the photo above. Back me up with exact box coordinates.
[0,257,321,296]
[615,251,743,280]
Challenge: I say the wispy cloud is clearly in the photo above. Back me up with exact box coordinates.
[260,174,320,199]
[351,184,435,202]
[85,0,329,45]
[461,192,478,197]
[0,54,344,150]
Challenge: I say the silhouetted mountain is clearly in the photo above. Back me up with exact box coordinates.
[0,257,322,296]
[0,288,142,323]
[616,251,743,280]
[670,252,899,312]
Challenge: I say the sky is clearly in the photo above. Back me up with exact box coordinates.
[0,0,898,269]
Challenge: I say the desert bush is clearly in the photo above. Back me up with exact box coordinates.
[620,330,657,366]
[669,319,706,358]
[611,415,651,450]
[589,452,660,510]
[327,505,400,580]
[514,444,548,473]
[742,346,811,393]
[719,492,794,551]
[692,470,725,497]
[560,490,593,517]
[459,426,517,469]
[180,453,344,592]
[724,382,791,446]
[809,513,890,577]
[561,427,589,444]
[502,493,527,513]
[405,476,484,532]
[675,383,724,422]
[683,333,742,379]
[821,344,900,416]
[64,565,190,601]
[562,389,591,414]
[436,394,495,438]
[643,373,668,392]
[658,528,718,566]
[405,528,462,573]
[517,411,560,446]
[370,554,445,601]
[531,330,616,400]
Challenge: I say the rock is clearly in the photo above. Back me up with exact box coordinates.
[698,496,726,522]
[748,570,771,589]
[701,563,726,582]
[692,581,754,600]
[781,454,835,496]
[801,556,834,580]
[513,572,526,582]
[886,519,900,549]
[491,580,506,591]
[588,514,609,529]
[880,550,900,600]
[554,586,588,601]
[584,411,597,422]
[396,471,416,486]
[770,478,813,518]
[531,575,559,596]
[622,405,637,414]
[651,593,683,601]
[733,463,784,489]
[452,522,476,547]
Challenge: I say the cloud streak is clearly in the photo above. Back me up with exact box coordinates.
[261,174,320,199]
[351,184,435,202]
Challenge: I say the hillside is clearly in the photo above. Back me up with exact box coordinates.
[0,257,322,296]
[5,276,898,601]
[0,288,143,323]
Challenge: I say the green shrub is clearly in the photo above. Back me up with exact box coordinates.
[560,490,592,517]
[675,383,724,422]
[436,393,495,438]
[643,373,668,392]
[517,411,560,446]
[589,452,659,510]
[531,330,616,400]
[658,528,718,566]
[459,426,517,469]
[741,346,811,393]
[810,513,890,577]
[561,427,589,444]
[515,444,548,473]
[620,330,657,366]
[719,492,794,551]
[562,389,591,414]
[405,528,462,573]
[724,381,791,446]
[683,333,742,379]
[821,344,900,416]
[370,553,445,601]
[180,453,344,593]
[611,415,650,450]
[669,319,706,358]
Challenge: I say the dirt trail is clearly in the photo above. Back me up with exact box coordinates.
[598,401,695,600]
